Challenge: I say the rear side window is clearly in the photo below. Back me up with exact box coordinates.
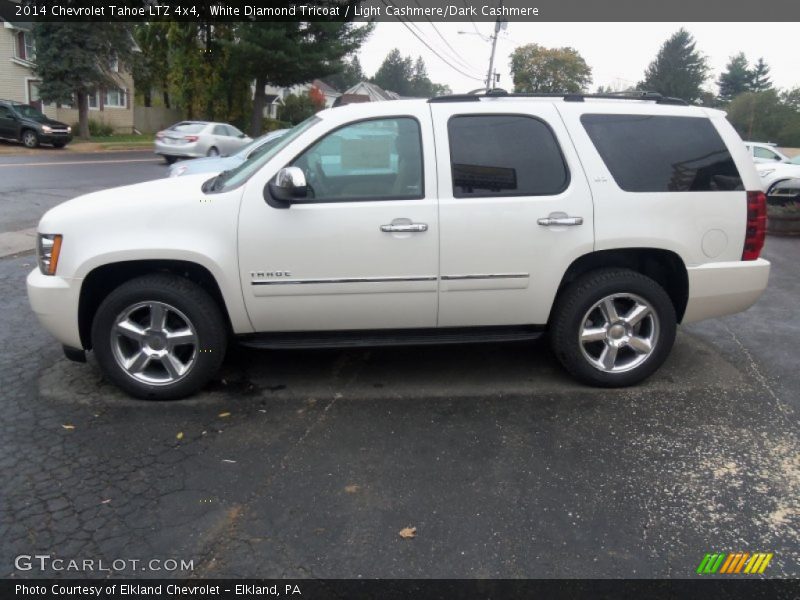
[581,114,742,192]
[448,114,569,197]
[171,123,205,134]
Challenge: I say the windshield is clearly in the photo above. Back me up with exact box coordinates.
[14,104,45,119]
[215,117,321,192]
[234,130,286,159]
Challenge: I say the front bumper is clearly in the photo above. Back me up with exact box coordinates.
[682,258,770,323]
[26,268,83,349]
[40,132,73,145]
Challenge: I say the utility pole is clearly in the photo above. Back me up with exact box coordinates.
[485,1,505,92]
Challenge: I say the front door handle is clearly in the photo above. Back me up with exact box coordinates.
[537,215,583,226]
[380,223,428,233]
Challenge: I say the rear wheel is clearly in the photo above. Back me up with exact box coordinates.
[206,146,219,157]
[550,269,676,387]
[21,129,39,148]
[91,274,227,400]
[163,155,177,165]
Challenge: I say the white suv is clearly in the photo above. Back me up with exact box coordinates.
[27,92,770,399]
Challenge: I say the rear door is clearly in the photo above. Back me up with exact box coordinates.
[0,105,15,138]
[430,101,595,327]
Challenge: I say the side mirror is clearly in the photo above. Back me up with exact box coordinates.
[266,166,308,207]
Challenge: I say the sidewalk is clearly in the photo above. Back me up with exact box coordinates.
[0,228,36,258]
[0,140,152,156]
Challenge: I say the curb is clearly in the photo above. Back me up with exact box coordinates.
[0,228,36,258]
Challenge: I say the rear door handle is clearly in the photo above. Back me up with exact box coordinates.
[380,223,428,233]
[537,216,583,226]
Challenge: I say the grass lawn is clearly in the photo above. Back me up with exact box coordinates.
[73,134,155,144]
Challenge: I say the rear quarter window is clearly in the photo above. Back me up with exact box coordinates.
[581,114,743,192]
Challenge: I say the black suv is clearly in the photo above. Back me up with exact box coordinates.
[0,100,73,148]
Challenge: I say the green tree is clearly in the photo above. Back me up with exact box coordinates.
[132,23,171,108]
[509,44,592,93]
[639,28,708,103]
[750,57,772,92]
[324,55,366,92]
[372,48,414,95]
[31,22,135,138]
[726,90,800,145]
[278,92,320,125]
[233,20,372,136]
[717,53,751,103]
[780,87,800,111]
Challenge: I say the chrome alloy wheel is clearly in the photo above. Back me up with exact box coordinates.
[578,293,660,373]
[110,301,198,385]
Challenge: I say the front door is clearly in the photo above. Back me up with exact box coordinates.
[430,102,595,327]
[237,110,439,332]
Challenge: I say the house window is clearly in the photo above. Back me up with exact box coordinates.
[88,91,100,109]
[105,88,126,108]
[109,57,119,73]
[16,31,35,62]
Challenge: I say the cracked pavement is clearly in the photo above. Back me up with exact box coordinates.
[0,238,797,579]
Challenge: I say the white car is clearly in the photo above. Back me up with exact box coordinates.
[154,121,252,165]
[28,92,770,399]
[744,141,791,164]
[756,161,800,194]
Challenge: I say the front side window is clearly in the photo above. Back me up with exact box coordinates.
[753,146,780,161]
[290,117,423,202]
[581,114,743,192]
[447,114,568,198]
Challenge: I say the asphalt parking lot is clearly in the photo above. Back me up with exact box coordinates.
[0,151,798,579]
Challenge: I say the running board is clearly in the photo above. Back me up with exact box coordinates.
[237,326,544,350]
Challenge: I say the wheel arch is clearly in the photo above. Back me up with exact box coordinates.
[78,259,233,350]
[551,248,689,323]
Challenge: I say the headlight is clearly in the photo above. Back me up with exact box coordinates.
[41,125,52,134]
[37,234,63,276]
[170,166,188,177]
[67,126,72,134]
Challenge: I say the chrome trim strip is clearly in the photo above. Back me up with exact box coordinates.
[252,276,438,286]
[441,273,529,281]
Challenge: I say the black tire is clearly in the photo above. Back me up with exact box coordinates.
[163,155,177,165]
[550,268,677,387]
[21,129,39,148]
[206,146,219,157]
[91,274,227,400]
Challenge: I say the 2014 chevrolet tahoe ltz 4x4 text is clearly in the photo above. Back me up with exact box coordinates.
[27,91,770,399]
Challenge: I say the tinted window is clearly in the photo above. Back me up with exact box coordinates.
[213,125,228,136]
[447,115,568,197]
[581,114,743,192]
[0,105,11,118]
[291,117,423,202]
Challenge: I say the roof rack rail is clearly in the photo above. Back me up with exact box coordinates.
[429,90,688,106]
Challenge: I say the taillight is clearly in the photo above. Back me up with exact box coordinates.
[742,190,766,261]
[184,135,199,142]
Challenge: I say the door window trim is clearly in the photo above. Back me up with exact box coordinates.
[446,112,571,199]
[281,115,426,205]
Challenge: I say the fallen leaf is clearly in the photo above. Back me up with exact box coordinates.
[100,499,111,504]
[176,432,184,440]
[344,484,360,494]
[218,412,231,418]
[61,424,75,430]
[398,526,417,539]
[222,459,237,464]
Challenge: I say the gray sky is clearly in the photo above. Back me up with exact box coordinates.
[358,22,799,94]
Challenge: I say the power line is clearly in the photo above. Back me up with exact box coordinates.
[411,0,476,73]
[462,0,481,35]
[380,0,485,82]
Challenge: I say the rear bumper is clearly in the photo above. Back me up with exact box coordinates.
[27,268,83,349]
[682,258,770,323]
[154,140,204,158]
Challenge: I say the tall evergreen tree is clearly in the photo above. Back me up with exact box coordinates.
[233,20,372,136]
[639,28,709,103]
[372,48,414,95]
[31,22,135,138]
[750,57,773,92]
[717,53,751,103]
[324,55,366,92]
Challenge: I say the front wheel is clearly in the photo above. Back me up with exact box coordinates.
[550,269,677,387]
[21,129,39,148]
[91,274,227,400]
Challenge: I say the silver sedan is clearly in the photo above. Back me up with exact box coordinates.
[154,121,252,164]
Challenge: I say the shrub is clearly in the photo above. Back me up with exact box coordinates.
[72,120,115,137]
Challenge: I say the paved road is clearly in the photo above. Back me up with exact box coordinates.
[0,151,166,234]
[1,229,798,578]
